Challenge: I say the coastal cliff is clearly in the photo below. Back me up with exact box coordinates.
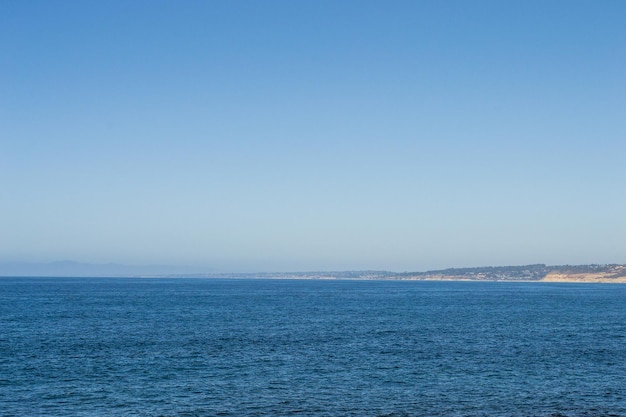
[393,264,626,283]
[542,265,626,283]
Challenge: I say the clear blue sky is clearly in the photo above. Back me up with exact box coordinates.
[2,1,625,272]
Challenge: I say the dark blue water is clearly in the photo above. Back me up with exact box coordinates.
[1,278,625,416]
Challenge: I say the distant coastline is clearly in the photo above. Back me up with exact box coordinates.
[188,264,626,283]
[396,264,626,284]
[1,262,625,283]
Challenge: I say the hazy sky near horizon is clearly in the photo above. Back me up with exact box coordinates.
[2,1,625,272]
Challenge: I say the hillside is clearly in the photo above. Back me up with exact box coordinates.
[395,264,626,283]
[542,264,626,283]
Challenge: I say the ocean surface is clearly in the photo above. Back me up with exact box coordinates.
[1,278,625,417]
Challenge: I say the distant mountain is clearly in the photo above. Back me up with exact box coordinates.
[0,261,213,277]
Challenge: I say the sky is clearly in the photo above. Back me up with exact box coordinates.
[1,1,625,272]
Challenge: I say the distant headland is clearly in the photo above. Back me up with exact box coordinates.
[1,262,625,283]
[193,264,626,283]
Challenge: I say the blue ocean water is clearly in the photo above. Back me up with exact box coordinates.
[1,278,625,417]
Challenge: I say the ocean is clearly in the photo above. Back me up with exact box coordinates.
[1,278,625,416]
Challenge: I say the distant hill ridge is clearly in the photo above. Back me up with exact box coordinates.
[395,264,626,282]
[1,262,625,282]
[174,264,626,282]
